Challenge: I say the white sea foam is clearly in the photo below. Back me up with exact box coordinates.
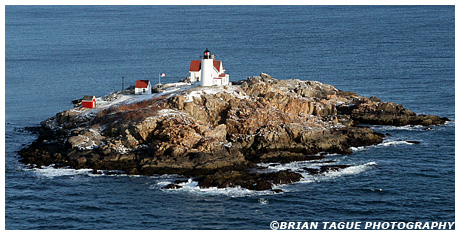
[149,174,183,179]
[322,161,376,178]
[445,120,455,126]
[257,159,331,172]
[28,166,93,178]
[26,165,144,179]
[299,162,377,183]
[162,178,277,197]
[155,180,173,188]
[368,124,425,131]
[350,138,417,153]
[378,140,417,147]
[259,198,269,204]
[350,146,367,152]
[164,161,379,197]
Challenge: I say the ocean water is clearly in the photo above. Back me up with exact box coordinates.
[5,6,454,229]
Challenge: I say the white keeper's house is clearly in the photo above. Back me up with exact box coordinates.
[189,48,230,86]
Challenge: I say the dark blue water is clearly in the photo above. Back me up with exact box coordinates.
[5,6,454,229]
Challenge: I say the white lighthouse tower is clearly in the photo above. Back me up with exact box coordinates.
[200,48,214,86]
[189,48,230,86]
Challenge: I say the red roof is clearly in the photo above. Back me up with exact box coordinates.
[219,73,226,77]
[135,80,150,88]
[189,59,222,72]
[213,60,221,71]
[189,60,201,72]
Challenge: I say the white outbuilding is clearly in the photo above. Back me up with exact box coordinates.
[189,48,229,86]
[135,80,152,95]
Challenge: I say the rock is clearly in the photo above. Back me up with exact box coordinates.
[257,152,325,163]
[197,169,302,191]
[338,99,449,126]
[76,157,87,165]
[260,170,303,185]
[303,168,320,175]
[211,124,227,142]
[72,98,82,107]
[163,183,182,189]
[128,168,139,175]
[67,130,103,150]
[406,140,421,144]
[320,165,351,173]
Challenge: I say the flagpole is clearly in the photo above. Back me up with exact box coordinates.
[158,73,160,85]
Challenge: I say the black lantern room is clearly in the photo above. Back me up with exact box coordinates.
[203,48,211,59]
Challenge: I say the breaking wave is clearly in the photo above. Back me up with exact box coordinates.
[368,120,453,132]
[369,124,425,131]
[378,140,416,147]
[26,165,93,178]
[299,162,377,183]
[257,161,377,183]
[25,161,378,197]
[350,139,419,153]
[158,178,276,197]
[158,161,378,197]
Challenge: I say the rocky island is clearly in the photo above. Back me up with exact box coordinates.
[19,73,449,192]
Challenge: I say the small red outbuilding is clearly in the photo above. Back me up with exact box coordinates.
[82,95,96,108]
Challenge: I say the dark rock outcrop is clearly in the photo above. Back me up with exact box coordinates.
[197,170,303,191]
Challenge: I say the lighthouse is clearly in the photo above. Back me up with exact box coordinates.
[200,48,214,86]
[188,48,230,86]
